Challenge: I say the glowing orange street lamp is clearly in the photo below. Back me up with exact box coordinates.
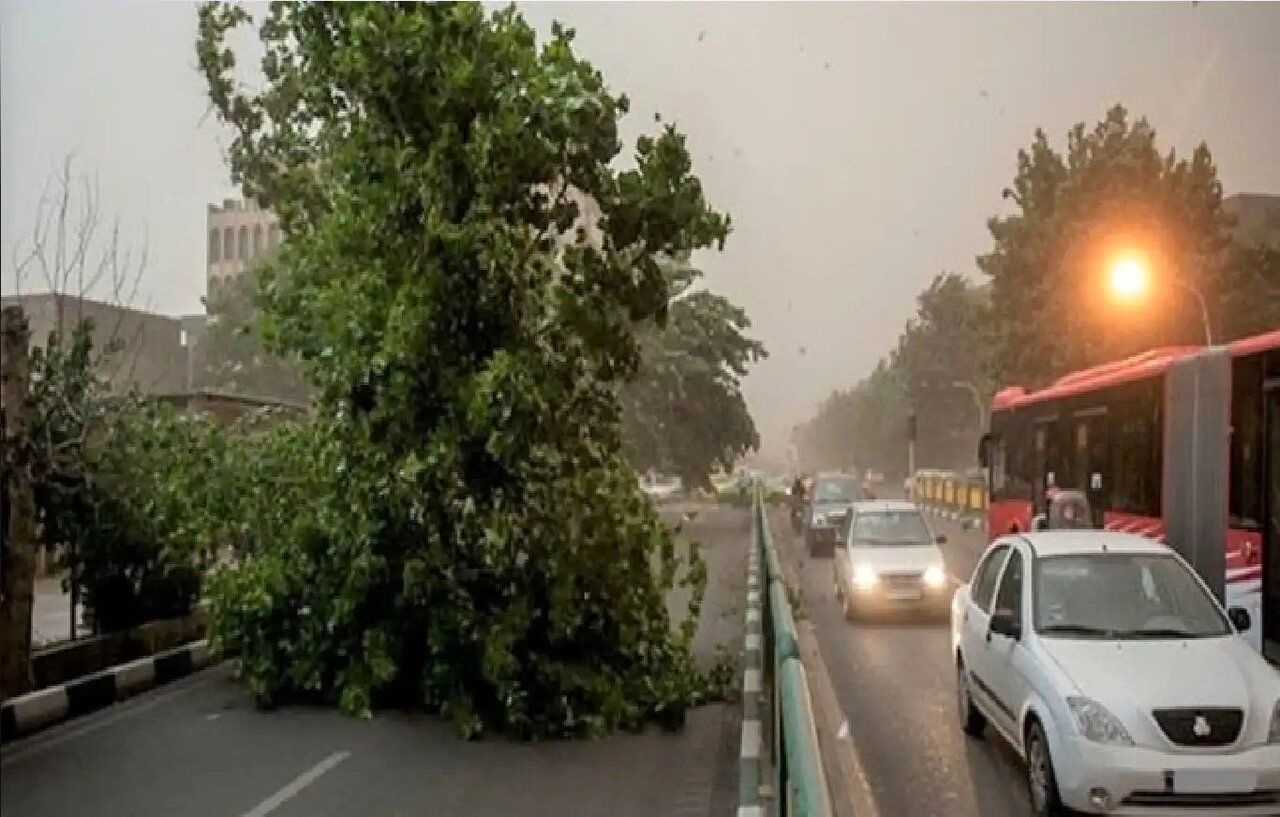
[1107,254,1150,302]
[1106,251,1212,345]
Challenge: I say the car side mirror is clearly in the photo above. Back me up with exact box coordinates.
[935,534,947,545]
[989,607,1021,640]
[1228,606,1251,633]
[977,433,992,468]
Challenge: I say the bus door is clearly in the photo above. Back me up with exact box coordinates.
[1072,407,1108,528]
[1032,416,1060,518]
[1264,382,1280,664]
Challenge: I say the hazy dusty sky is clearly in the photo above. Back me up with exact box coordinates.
[3,2,1279,453]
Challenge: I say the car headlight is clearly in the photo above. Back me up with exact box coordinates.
[812,511,827,525]
[1268,700,1280,745]
[853,565,878,590]
[923,565,946,588]
[1067,696,1133,746]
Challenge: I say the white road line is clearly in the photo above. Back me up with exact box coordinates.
[240,750,351,817]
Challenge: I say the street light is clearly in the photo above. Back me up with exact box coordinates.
[1106,252,1213,345]
[1107,255,1149,302]
[951,380,988,432]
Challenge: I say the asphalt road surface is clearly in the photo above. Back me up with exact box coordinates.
[776,507,1036,817]
[2,503,749,817]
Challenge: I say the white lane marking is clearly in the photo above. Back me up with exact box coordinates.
[240,750,351,817]
[1,668,226,768]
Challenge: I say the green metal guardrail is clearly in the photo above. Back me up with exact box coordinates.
[739,488,833,817]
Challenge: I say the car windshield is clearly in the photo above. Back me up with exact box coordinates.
[1034,554,1230,639]
[815,478,860,502]
[849,511,931,546]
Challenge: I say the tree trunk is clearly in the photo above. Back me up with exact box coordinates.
[1,305,37,699]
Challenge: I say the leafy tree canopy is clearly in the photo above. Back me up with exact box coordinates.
[197,2,733,736]
[197,271,310,405]
[619,258,765,490]
[978,104,1242,385]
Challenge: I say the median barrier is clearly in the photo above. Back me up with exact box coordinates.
[738,491,833,817]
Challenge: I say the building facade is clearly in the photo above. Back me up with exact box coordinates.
[206,198,280,290]
[1224,193,1280,250]
[0,293,188,395]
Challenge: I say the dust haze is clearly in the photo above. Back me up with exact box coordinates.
[3,1,1278,458]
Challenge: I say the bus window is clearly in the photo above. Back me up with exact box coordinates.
[1230,356,1264,530]
[992,435,1008,495]
[1074,408,1109,526]
[1111,381,1162,518]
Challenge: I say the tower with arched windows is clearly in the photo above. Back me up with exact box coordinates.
[205,198,281,294]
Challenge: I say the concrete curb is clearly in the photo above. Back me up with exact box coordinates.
[1,639,213,742]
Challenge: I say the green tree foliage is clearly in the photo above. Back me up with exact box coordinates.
[26,321,228,632]
[198,270,310,405]
[978,104,1241,385]
[196,3,732,736]
[891,273,992,472]
[619,259,765,489]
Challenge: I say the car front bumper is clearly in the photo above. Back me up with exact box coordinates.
[846,584,950,613]
[1054,737,1280,815]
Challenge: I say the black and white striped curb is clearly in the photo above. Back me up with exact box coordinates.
[1,639,212,741]
[738,536,764,817]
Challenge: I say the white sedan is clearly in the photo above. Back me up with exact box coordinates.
[952,531,1280,816]
[832,500,950,619]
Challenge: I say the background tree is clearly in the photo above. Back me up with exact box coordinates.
[197,270,309,404]
[795,273,989,477]
[978,104,1240,386]
[891,272,992,472]
[197,2,736,736]
[619,258,765,489]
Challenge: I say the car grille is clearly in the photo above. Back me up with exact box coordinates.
[881,572,923,593]
[1122,790,1280,809]
[1152,708,1243,747]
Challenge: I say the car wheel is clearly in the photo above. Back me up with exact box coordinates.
[1025,720,1067,817]
[956,660,987,737]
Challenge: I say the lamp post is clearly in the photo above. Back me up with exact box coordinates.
[1169,276,1213,346]
[951,380,988,432]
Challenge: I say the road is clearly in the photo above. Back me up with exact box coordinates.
[775,507,1035,817]
[1,503,748,817]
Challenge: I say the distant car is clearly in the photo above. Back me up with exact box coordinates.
[641,474,683,503]
[805,473,864,557]
[832,501,949,620]
[952,531,1280,817]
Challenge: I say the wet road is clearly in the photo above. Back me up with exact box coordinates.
[776,507,1035,817]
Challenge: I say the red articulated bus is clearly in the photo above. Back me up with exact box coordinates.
[982,328,1280,661]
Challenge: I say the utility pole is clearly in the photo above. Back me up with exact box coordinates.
[906,411,917,484]
[1,306,38,698]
